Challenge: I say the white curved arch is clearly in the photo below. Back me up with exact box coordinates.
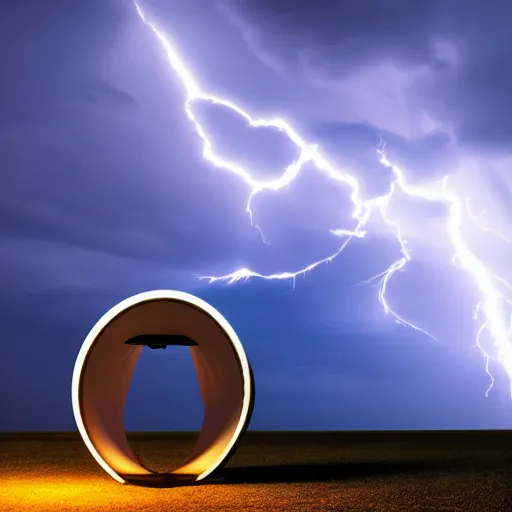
[71,290,254,486]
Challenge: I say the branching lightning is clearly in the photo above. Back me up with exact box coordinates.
[134,1,512,395]
[466,197,512,244]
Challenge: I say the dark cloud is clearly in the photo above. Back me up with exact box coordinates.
[219,0,512,150]
[0,0,264,270]
[73,80,140,109]
[0,0,127,121]
[220,0,444,73]
[2,0,512,432]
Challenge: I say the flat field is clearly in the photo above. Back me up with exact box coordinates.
[1,430,511,511]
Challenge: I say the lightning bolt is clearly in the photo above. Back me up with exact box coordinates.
[466,197,512,244]
[134,2,512,396]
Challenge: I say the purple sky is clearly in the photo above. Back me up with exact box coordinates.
[2,0,512,431]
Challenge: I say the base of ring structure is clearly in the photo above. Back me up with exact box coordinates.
[71,290,255,487]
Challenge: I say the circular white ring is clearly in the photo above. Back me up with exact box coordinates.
[71,290,254,486]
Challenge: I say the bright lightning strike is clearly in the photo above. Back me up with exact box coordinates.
[134,2,512,396]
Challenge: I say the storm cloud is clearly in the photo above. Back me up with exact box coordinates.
[219,0,512,151]
[2,0,512,431]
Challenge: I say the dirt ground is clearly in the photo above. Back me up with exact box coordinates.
[1,430,512,511]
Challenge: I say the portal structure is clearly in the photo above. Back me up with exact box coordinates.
[72,290,255,486]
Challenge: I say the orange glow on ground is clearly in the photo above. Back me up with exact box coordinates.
[2,432,512,511]
[3,477,117,508]
[1,473,298,512]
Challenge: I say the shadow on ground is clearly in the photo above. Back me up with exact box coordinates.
[110,459,477,488]
[219,458,476,484]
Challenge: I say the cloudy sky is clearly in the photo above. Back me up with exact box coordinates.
[2,0,512,431]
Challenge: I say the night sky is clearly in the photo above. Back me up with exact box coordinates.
[2,0,512,432]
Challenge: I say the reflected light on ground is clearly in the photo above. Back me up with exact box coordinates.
[1,475,199,511]
[3,432,511,511]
